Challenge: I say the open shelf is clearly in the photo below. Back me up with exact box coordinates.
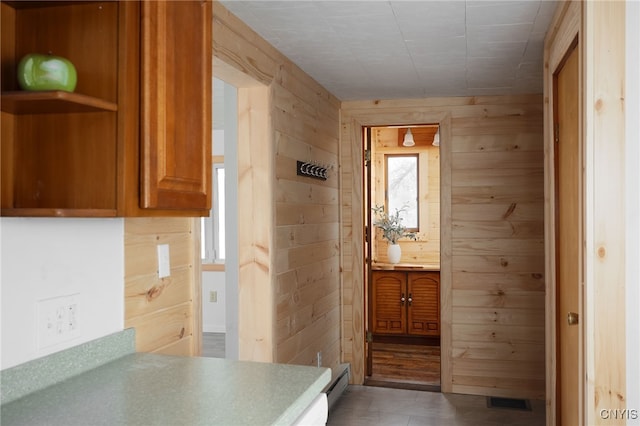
[0,91,118,114]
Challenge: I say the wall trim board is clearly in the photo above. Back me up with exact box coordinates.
[584,2,627,424]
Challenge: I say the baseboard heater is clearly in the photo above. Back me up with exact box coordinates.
[324,363,350,412]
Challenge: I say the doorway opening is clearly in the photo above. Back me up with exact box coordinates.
[201,76,238,360]
[364,124,442,392]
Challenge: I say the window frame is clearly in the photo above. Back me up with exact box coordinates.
[201,159,225,264]
[384,153,420,232]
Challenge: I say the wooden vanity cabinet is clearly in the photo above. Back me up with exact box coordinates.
[371,270,440,337]
[0,0,211,217]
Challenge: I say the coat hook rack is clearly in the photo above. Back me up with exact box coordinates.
[297,160,330,181]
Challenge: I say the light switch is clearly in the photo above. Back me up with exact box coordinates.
[157,244,170,278]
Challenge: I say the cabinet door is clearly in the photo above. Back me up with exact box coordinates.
[371,271,406,335]
[407,272,440,336]
[140,0,211,212]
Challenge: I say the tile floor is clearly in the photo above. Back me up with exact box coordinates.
[327,385,545,426]
[202,333,544,425]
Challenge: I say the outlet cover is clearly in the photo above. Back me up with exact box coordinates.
[37,294,81,349]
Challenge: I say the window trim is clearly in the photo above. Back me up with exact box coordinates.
[384,153,420,232]
[201,157,225,265]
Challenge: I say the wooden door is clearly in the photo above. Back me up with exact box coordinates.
[554,42,580,425]
[140,0,212,212]
[407,272,440,337]
[371,271,406,335]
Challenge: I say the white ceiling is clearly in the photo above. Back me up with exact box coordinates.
[218,0,558,101]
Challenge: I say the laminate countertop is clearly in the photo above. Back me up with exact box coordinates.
[1,332,330,426]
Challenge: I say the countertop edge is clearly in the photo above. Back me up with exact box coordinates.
[0,329,135,405]
[274,367,331,426]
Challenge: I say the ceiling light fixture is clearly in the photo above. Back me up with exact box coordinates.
[432,128,440,147]
[403,128,415,147]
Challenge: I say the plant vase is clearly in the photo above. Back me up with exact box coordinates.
[387,243,402,264]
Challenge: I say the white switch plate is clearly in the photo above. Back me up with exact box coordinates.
[157,244,171,278]
[37,294,80,349]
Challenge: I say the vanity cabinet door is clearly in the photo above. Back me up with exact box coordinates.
[140,0,211,212]
[371,271,406,335]
[407,272,440,336]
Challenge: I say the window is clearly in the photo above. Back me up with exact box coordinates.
[385,154,419,230]
[201,163,225,263]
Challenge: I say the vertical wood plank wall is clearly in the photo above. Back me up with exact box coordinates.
[124,217,201,356]
[584,2,627,423]
[213,3,343,372]
[341,95,546,399]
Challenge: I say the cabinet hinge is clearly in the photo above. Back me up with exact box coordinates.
[364,149,371,165]
[366,331,373,343]
[554,123,560,144]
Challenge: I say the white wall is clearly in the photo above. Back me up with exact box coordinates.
[626,2,640,422]
[201,126,228,333]
[222,79,239,359]
[202,271,226,332]
[0,218,124,370]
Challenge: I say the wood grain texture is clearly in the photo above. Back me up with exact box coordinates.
[543,3,580,424]
[213,2,342,373]
[371,127,441,265]
[237,86,273,362]
[584,1,627,423]
[1,1,210,217]
[140,0,211,212]
[342,95,544,399]
[124,218,199,356]
[371,343,440,386]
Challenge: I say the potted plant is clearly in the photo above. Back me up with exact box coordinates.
[372,205,417,264]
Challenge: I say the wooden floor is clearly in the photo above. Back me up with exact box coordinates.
[368,342,441,390]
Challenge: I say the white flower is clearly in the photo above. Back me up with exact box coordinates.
[371,205,416,244]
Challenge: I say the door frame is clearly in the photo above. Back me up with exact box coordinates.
[552,37,582,425]
[544,2,583,425]
[363,125,442,383]
[340,111,453,390]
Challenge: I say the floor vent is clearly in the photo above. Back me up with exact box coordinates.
[487,397,532,411]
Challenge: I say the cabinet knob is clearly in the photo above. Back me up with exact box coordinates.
[408,293,413,306]
[400,293,406,305]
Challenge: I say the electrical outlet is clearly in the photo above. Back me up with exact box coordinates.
[37,294,80,349]
[209,291,217,303]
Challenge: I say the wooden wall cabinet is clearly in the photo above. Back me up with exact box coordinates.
[0,0,211,217]
[372,271,440,337]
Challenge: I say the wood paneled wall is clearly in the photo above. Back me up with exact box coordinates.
[341,95,545,399]
[371,127,440,265]
[583,2,627,423]
[213,3,342,372]
[124,218,201,356]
